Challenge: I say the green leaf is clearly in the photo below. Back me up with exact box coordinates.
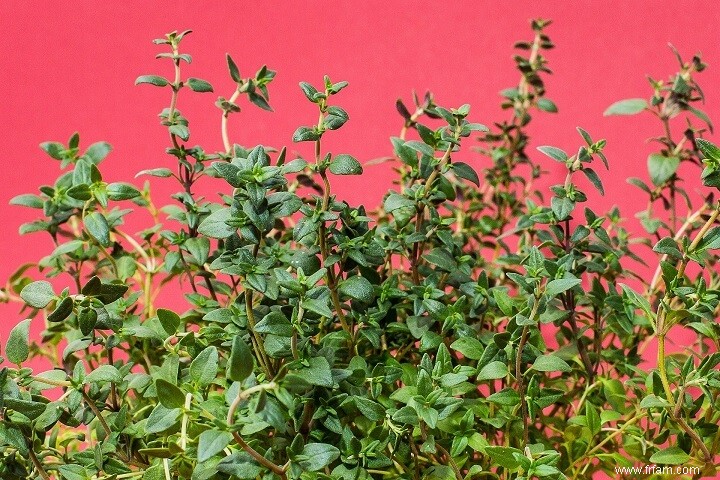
[452,162,480,186]
[545,278,581,297]
[190,346,219,386]
[338,276,375,303]
[620,283,654,319]
[6,319,31,365]
[169,124,190,141]
[585,403,601,436]
[86,365,123,384]
[696,138,720,161]
[423,248,457,272]
[289,356,333,387]
[98,282,128,304]
[384,193,415,212]
[493,289,514,316]
[85,211,111,247]
[107,182,141,201]
[254,311,293,337]
[217,452,263,478]
[187,77,214,93]
[649,446,691,465]
[581,167,604,195]
[40,141,65,159]
[136,168,173,178]
[29,370,69,390]
[487,388,520,406]
[135,75,169,87]
[84,141,113,163]
[485,446,523,469]
[226,54,241,83]
[450,337,484,360]
[47,297,74,322]
[185,237,210,265]
[532,354,572,372]
[198,208,235,239]
[329,154,362,175]
[653,237,683,259]
[353,396,385,421]
[156,379,185,408]
[197,430,233,462]
[537,98,558,113]
[604,98,647,116]
[477,361,508,381]
[157,308,182,335]
[292,126,321,142]
[648,153,680,186]
[297,443,341,471]
[404,140,434,156]
[58,464,89,480]
[20,281,55,308]
[537,145,568,162]
[9,194,44,209]
[696,226,720,251]
[640,394,672,408]
[325,106,349,130]
[299,81,319,102]
[227,336,254,382]
[551,196,574,220]
[248,92,273,111]
[145,405,181,434]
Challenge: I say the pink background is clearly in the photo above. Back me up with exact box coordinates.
[2,0,720,402]
[2,3,720,477]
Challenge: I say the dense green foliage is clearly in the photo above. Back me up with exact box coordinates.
[2,21,720,480]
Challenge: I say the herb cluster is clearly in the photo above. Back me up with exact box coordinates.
[2,20,720,480]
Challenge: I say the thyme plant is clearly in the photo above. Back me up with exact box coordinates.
[2,21,720,480]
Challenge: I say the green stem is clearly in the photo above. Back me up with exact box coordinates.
[411,132,458,284]
[29,447,51,480]
[227,383,286,478]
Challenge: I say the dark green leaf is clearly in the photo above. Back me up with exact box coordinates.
[452,161,480,186]
[292,126,321,142]
[338,276,375,303]
[85,211,111,247]
[582,167,604,195]
[187,77,214,93]
[226,54,241,83]
[329,154,362,175]
[48,296,74,322]
[227,336,254,382]
[156,379,185,408]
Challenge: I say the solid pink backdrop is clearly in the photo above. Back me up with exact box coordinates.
[1,4,719,466]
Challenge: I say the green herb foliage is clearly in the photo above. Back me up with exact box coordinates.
[2,22,720,480]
